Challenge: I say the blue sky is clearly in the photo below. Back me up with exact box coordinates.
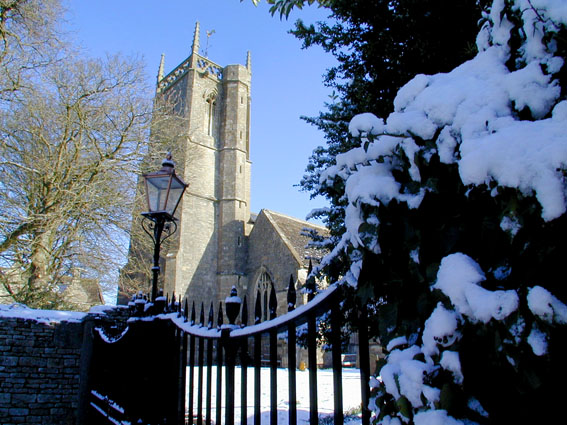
[66,0,336,223]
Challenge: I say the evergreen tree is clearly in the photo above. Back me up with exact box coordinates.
[292,0,488,273]
[316,0,567,422]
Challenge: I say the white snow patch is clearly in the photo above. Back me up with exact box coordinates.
[380,345,438,408]
[349,113,385,137]
[0,304,86,324]
[440,351,463,384]
[459,113,567,221]
[422,303,460,356]
[527,286,567,324]
[378,417,403,425]
[414,409,464,425]
[433,253,519,323]
[527,325,548,356]
[89,304,118,314]
[437,127,458,164]
[387,336,408,352]
[500,215,521,237]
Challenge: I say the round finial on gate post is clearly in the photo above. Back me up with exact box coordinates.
[225,286,242,326]
[128,295,136,316]
[134,292,146,316]
[154,289,166,314]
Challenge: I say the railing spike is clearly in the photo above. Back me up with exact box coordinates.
[184,298,189,322]
[287,274,296,312]
[208,302,214,329]
[255,289,262,324]
[199,302,205,326]
[217,302,224,329]
[241,295,248,328]
[306,259,316,302]
[269,281,277,320]
[190,301,196,325]
[171,292,177,313]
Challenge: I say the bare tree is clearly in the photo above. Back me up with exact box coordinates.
[0,0,65,100]
[0,53,153,308]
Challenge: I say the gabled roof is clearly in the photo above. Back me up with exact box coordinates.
[261,209,328,269]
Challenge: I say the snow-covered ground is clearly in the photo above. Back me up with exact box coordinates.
[187,366,363,424]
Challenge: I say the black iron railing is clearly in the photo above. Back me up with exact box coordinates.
[88,275,372,425]
[162,279,371,425]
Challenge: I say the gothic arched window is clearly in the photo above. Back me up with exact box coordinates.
[205,92,217,136]
[256,271,272,322]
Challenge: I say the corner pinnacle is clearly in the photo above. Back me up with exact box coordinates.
[192,22,200,54]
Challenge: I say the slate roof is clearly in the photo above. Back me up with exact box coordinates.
[261,209,328,268]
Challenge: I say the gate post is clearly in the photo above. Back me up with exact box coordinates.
[222,328,238,425]
[178,329,188,425]
[331,294,344,425]
[359,304,371,425]
[77,316,96,425]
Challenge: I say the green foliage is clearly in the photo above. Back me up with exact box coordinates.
[294,0,488,282]
[282,0,567,422]
[243,0,332,19]
[355,148,567,424]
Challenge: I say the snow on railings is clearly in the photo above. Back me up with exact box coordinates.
[165,284,339,338]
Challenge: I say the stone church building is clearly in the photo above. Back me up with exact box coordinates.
[120,23,327,316]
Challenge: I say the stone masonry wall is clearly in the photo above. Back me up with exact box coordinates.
[0,307,129,425]
[0,317,84,424]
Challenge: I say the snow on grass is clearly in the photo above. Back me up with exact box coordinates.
[186,367,362,424]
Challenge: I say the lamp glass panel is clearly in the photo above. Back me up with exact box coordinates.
[165,178,185,216]
[145,174,172,212]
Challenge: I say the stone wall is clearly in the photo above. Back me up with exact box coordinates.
[0,306,129,425]
[0,317,84,424]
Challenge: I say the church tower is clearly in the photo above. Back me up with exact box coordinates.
[155,23,252,308]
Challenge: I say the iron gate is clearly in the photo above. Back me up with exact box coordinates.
[87,279,372,425]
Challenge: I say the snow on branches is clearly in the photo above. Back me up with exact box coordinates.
[314,0,567,423]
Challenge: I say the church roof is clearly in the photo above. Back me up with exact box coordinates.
[261,209,328,269]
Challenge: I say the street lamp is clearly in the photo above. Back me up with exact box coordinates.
[141,153,188,303]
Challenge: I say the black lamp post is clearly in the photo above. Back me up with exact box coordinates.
[141,153,188,303]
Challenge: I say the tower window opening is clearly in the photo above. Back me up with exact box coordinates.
[205,92,217,136]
